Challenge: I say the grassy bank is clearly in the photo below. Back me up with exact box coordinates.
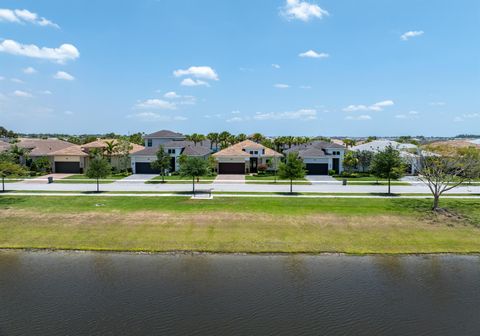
[0,196,479,254]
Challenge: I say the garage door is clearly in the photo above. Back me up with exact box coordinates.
[305,163,329,175]
[135,162,160,174]
[55,161,81,173]
[218,163,245,174]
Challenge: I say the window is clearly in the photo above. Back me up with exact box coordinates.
[147,139,152,147]
[168,149,175,154]
[254,151,258,155]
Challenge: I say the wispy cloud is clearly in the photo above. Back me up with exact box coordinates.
[395,111,420,120]
[280,0,329,22]
[298,50,329,58]
[345,115,371,121]
[22,66,36,74]
[0,39,79,63]
[401,30,424,41]
[429,101,446,106]
[13,90,32,98]
[180,78,210,87]
[254,108,317,121]
[272,64,280,69]
[127,112,187,122]
[53,71,75,81]
[274,83,290,89]
[0,8,59,28]
[343,100,394,112]
[135,99,176,110]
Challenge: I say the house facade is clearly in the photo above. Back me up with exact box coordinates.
[81,139,144,172]
[130,130,212,174]
[212,140,283,174]
[284,141,346,175]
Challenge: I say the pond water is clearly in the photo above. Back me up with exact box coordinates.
[0,252,479,335]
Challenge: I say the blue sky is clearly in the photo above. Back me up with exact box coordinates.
[0,0,479,136]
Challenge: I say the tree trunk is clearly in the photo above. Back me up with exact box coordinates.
[388,176,391,195]
[2,176,4,192]
[162,172,165,183]
[432,194,440,211]
[192,176,195,195]
[290,179,293,193]
[96,178,100,193]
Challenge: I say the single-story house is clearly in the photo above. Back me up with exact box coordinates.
[81,138,144,172]
[350,140,420,174]
[212,140,283,174]
[284,141,346,175]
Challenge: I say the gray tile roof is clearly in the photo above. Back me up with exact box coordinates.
[132,142,212,157]
[284,140,345,157]
[182,145,212,156]
[144,130,185,139]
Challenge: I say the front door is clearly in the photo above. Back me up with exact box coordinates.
[170,157,176,172]
[250,157,258,173]
[332,158,340,174]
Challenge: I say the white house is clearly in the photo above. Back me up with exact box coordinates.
[284,141,346,175]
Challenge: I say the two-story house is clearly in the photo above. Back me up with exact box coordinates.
[284,141,346,175]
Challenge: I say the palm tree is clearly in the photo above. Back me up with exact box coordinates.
[284,136,295,149]
[104,140,119,163]
[9,145,30,165]
[218,131,232,148]
[250,132,264,143]
[343,138,357,148]
[236,133,247,143]
[206,132,219,149]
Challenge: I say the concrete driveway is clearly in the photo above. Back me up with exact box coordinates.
[214,174,245,184]
[306,175,337,183]
[21,173,74,184]
[115,174,157,183]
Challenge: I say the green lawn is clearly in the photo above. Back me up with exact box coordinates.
[0,196,479,254]
[245,174,310,185]
[54,174,128,184]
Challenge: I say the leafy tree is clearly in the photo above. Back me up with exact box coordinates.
[0,126,18,138]
[179,156,210,194]
[343,138,357,148]
[343,151,359,173]
[355,150,374,172]
[418,147,480,211]
[0,160,28,192]
[261,138,275,150]
[104,140,119,162]
[150,146,171,183]
[186,133,206,145]
[116,139,133,173]
[370,146,405,194]
[128,132,144,146]
[86,155,111,192]
[366,136,377,143]
[235,133,247,143]
[9,144,30,165]
[31,156,51,173]
[278,152,306,193]
[218,131,232,148]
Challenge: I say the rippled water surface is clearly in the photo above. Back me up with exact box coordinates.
[0,252,479,336]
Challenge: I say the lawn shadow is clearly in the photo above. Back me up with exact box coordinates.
[0,196,27,207]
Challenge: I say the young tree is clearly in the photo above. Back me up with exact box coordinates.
[9,144,30,165]
[86,155,111,192]
[116,139,133,173]
[370,146,405,194]
[418,148,480,211]
[343,151,359,173]
[104,140,119,163]
[151,146,171,183]
[179,156,210,194]
[31,156,52,173]
[355,150,374,173]
[278,152,306,193]
[0,161,28,192]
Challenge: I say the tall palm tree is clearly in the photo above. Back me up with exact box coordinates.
[206,132,219,149]
[218,131,232,148]
[250,132,264,143]
[104,140,119,163]
[9,145,30,165]
[284,136,295,149]
[236,133,247,143]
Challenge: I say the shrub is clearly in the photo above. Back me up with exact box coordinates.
[257,164,268,173]
[328,169,336,176]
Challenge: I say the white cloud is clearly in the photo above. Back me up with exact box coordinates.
[254,108,317,121]
[135,98,176,110]
[298,50,329,58]
[164,91,181,99]
[173,66,219,80]
[0,76,4,80]
[299,85,312,89]
[127,112,187,122]
[53,71,75,81]
[453,117,463,122]
[453,113,479,122]
[395,111,419,120]
[64,110,74,115]
[401,30,424,41]
[280,0,329,22]
[10,78,24,83]
[226,116,244,123]
[274,83,290,89]
[40,90,52,95]
[343,100,394,112]
[0,8,59,28]
[345,115,372,121]
[272,64,280,69]
[13,90,32,98]
[22,66,36,74]
[231,110,241,114]
[0,40,79,63]
[181,78,210,87]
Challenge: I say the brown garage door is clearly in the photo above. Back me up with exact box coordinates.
[218,163,245,174]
